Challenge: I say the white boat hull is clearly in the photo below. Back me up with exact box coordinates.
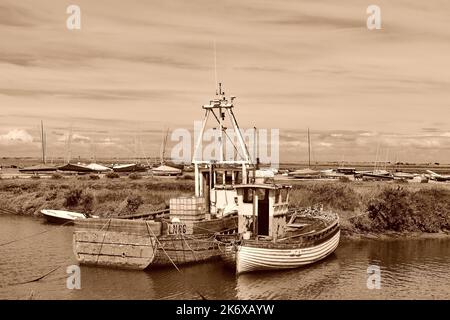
[41,209,98,224]
[236,230,340,274]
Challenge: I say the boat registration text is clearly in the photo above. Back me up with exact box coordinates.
[167,223,187,235]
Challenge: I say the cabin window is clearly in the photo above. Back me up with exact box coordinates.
[234,171,242,184]
[225,171,233,184]
[243,189,253,203]
[216,172,224,185]
[280,189,288,203]
[256,189,267,201]
[275,189,281,203]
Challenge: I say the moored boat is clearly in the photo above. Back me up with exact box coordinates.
[73,213,238,270]
[41,209,97,224]
[72,85,255,270]
[217,184,340,274]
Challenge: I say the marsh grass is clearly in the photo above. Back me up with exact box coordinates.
[0,177,449,234]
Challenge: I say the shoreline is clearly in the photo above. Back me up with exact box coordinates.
[1,211,449,241]
[341,230,450,241]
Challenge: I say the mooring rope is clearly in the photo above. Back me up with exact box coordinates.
[0,219,74,247]
[95,219,112,265]
[144,221,207,300]
[0,255,75,289]
[181,233,198,262]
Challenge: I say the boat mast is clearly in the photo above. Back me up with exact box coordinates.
[308,127,311,168]
[192,83,253,196]
[41,120,46,164]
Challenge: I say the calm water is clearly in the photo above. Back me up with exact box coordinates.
[0,214,449,300]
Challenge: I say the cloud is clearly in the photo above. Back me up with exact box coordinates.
[360,132,378,137]
[98,137,118,146]
[0,129,33,144]
[57,133,91,143]
[319,142,332,148]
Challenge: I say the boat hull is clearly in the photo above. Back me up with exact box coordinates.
[44,214,75,225]
[73,216,238,270]
[41,209,87,225]
[236,229,340,274]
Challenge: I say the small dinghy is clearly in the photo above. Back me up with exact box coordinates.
[41,209,97,225]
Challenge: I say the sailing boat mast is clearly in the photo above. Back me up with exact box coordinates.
[160,128,169,165]
[41,120,46,164]
[308,128,311,168]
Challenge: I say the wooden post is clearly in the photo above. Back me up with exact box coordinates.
[242,163,247,184]
[194,163,200,197]
[252,188,258,236]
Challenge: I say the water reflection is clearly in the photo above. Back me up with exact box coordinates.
[1,215,449,299]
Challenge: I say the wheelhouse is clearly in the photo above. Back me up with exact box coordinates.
[234,184,291,240]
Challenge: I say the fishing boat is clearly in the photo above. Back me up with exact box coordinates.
[73,84,255,270]
[217,184,340,274]
[41,209,97,224]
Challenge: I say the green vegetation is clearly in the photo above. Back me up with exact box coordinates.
[0,177,448,236]
[128,173,142,180]
[0,177,193,217]
[105,172,120,179]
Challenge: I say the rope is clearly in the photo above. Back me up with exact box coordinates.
[144,221,207,300]
[95,219,112,265]
[145,221,180,272]
[181,233,198,262]
[0,220,74,247]
[0,255,74,289]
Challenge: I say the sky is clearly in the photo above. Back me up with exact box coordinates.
[0,0,449,163]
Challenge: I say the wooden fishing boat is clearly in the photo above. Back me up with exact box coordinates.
[217,185,340,274]
[73,212,238,270]
[73,85,255,270]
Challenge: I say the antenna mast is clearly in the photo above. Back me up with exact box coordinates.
[214,40,218,94]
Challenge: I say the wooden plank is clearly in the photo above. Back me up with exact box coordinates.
[75,242,155,258]
[75,253,152,270]
[116,209,169,220]
[74,218,162,236]
[74,230,154,246]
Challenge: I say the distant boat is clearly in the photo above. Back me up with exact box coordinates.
[336,167,356,175]
[19,164,57,173]
[86,163,112,172]
[357,169,394,181]
[393,172,416,180]
[112,163,147,172]
[152,165,182,176]
[289,168,321,179]
[41,209,98,224]
[58,163,92,173]
[426,170,450,182]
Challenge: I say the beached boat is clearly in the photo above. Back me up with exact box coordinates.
[41,209,97,224]
[217,184,340,274]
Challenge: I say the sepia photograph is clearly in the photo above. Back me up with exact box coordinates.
[0,0,449,310]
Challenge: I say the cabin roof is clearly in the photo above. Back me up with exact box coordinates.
[234,183,291,190]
